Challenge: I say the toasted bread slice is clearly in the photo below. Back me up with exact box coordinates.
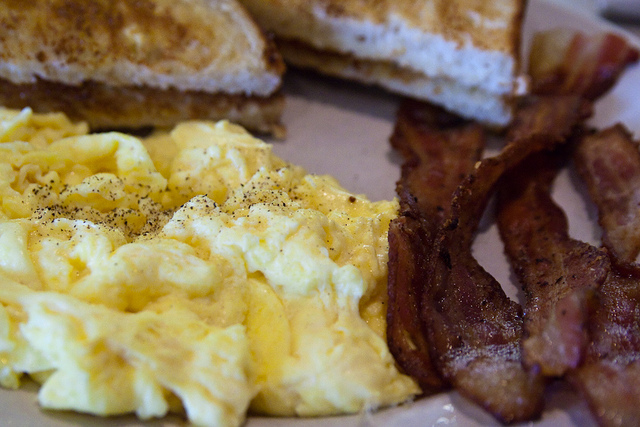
[279,40,513,127]
[239,0,527,126]
[0,0,286,135]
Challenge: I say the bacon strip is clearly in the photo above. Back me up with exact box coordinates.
[571,127,640,426]
[572,264,640,427]
[492,27,636,380]
[390,101,486,224]
[497,151,610,376]
[421,95,590,423]
[386,27,634,425]
[507,30,640,423]
[387,101,484,393]
[529,30,639,100]
[573,125,640,266]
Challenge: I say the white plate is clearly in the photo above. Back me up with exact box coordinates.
[3,0,639,425]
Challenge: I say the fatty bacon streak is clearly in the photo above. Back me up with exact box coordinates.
[497,150,610,377]
[574,125,640,266]
[420,95,590,424]
[572,265,640,427]
[530,29,639,100]
[571,127,640,427]
[387,101,485,393]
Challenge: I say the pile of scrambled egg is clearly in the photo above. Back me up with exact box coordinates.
[0,107,419,426]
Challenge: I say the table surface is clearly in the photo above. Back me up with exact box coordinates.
[621,24,640,38]
[550,0,640,37]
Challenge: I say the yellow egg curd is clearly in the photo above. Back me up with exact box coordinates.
[0,107,419,426]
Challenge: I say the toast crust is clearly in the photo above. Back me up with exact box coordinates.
[0,77,285,136]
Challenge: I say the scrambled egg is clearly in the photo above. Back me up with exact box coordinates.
[0,108,419,426]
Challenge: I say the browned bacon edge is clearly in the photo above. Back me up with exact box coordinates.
[530,30,639,100]
[573,125,640,267]
[496,150,610,377]
[387,100,485,393]
[570,127,640,427]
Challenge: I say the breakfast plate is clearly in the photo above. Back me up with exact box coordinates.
[2,0,639,426]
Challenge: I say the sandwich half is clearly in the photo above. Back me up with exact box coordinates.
[239,0,528,127]
[0,0,286,135]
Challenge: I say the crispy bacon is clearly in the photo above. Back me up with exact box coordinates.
[386,27,635,425]
[421,95,590,423]
[387,214,444,391]
[529,29,639,100]
[570,127,640,426]
[507,30,640,424]
[387,101,484,393]
[573,125,640,266]
[390,101,486,223]
[490,25,636,386]
[497,151,610,376]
